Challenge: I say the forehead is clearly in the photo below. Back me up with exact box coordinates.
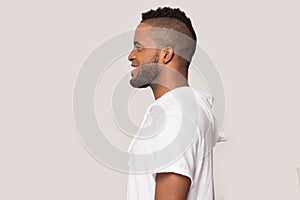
[133,23,156,46]
[135,22,152,35]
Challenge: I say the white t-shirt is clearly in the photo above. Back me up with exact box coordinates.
[127,86,226,200]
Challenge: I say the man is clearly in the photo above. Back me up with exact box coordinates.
[127,7,225,200]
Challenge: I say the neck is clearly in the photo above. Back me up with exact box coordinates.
[150,82,189,100]
[149,68,189,100]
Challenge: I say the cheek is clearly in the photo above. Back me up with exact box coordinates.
[140,52,159,64]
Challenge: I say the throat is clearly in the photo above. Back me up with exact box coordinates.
[150,82,189,100]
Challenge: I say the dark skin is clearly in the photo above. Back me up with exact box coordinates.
[128,22,189,100]
[128,22,191,200]
[155,172,191,200]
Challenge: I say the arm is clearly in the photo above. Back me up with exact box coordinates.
[155,172,191,200]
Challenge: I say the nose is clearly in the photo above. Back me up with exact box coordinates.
[128,50,136,61]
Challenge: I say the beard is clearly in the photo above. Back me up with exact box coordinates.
[130,54,160,88]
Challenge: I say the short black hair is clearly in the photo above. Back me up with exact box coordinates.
[141,7,197,42]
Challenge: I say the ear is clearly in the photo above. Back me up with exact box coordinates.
[162,47,174,64]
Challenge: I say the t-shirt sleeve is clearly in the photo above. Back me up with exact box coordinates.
[152,138,199,186]
[147,111,201,186]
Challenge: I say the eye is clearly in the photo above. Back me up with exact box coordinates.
[133,42,143,52]
[135,45,142,51]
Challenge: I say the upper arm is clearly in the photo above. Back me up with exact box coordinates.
[155,172,191,200]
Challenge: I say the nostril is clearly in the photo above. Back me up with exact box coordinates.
[128,55,133,61]
[128,50,136,61]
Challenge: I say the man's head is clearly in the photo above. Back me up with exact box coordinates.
[128,7,197,88]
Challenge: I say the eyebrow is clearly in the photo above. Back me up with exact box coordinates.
[134,41,144,47]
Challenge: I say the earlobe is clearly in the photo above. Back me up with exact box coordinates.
[163,47,174,64]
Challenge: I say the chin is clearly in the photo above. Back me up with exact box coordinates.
[130,79,149,88]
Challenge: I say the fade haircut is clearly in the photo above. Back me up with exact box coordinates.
[141,7,197,42]
[140,7,197,66]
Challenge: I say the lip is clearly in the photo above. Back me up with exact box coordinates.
[131,63,138,68]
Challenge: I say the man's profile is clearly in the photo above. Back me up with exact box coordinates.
[127,7,225,200]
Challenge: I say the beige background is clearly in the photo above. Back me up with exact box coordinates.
[1,0,300,199]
